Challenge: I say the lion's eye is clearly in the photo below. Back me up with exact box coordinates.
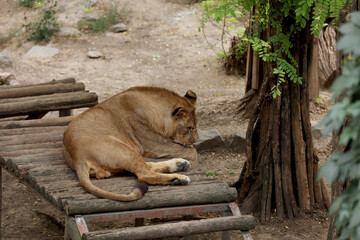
[188,127,192,132]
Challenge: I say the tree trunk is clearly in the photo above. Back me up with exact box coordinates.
[235,7,330,223]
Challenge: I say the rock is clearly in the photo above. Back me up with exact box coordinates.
[105,32,131,43]
[319,26,337,88]
[109,23,127,33]
[0,72,15,85]
[194,129,226,151]
[228,129,247,153]
[0,52,13,68]
[57,27,81,37]
[311,120,322,140]
[87,51,103,59]
[24,46,59,58]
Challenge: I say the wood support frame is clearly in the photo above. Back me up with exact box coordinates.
[64,202,254,240]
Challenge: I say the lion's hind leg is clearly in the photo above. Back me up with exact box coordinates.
[146,158,191,173]
[88,164,112,179]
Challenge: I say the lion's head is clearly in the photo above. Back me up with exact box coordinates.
[171,90,199,147]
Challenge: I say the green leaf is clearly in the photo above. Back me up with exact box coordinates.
[318,160,339,183]
[329,195,344,216]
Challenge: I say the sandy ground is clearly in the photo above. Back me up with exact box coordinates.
[0,0,332,239]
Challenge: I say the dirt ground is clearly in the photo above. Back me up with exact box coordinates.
[1,0,333,239]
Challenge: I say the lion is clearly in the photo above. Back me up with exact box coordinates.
[62,86,199,201]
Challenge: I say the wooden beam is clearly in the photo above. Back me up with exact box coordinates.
[0,82,85,99]
[83,216,256,240]
[0,91,98,118]
[64,184,238,215]
[0,77,76,90]
[0,116,73,129]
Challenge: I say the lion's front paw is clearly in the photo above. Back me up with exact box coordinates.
[176,160,191,172]
[170,158,191,172]
[172,175,191,185]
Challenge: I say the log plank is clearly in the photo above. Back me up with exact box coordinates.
[84,216,255,240]
[64,184,237,215]
[0,116,73,129]
[0,126,66,137]
[0,91,98,118]
[0,82,86,99]
[0,78,76,90]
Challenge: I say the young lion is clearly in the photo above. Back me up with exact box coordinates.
[62,86,199,201]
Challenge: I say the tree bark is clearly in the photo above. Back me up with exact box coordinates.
[235,4,330,222]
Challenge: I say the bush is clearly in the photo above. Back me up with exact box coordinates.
[78,2,130,33]
[19,0,40,8]
[318,12,360,240]
[26,0,59,43]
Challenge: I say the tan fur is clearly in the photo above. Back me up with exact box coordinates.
[62,86,199,201]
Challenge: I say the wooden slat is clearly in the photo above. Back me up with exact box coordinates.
[84,216,255,240]
[0,116,73,129]
[0,125,66,136]
[64,183,237,215]
[0,91,97,118]
[0,78,76,90]
[0,82,85,99]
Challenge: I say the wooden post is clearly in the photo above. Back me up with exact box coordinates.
[221,210,232,240]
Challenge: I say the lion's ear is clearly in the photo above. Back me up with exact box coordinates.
[184,90,197,105]
[172,107,188,119]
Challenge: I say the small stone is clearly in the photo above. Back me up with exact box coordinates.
[194,129,226,151]
[87,51,103,59]
[311,120,322,140]
[109,23,127,33]
[0,52,13,68]
[24,46,59,58]
[57,27,81,37]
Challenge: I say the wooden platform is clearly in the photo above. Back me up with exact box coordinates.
[0,117,255,239]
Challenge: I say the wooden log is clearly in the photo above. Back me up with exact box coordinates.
[65,216,82,240]
[84,216,256,240]
[64,184,238,215]
[0,142,62,151]
[0,125,66,136]
[0,82,85,99]
[7,154,64,165]
[0,77,76,90]
[0,132,63,145]
[0,91,98,118]
[1,148,62,158]
[0,116,73,129]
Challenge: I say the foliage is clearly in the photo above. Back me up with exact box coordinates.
[199,0,248,73]
[78,2,130,33]
[205,170,219,176]
[19,0,42,8]
[200,0,348,97]
[79,0,95,13]
[318,12,360,240]
[26,0,59,43]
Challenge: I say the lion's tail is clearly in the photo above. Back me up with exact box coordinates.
[74,161,148,201]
